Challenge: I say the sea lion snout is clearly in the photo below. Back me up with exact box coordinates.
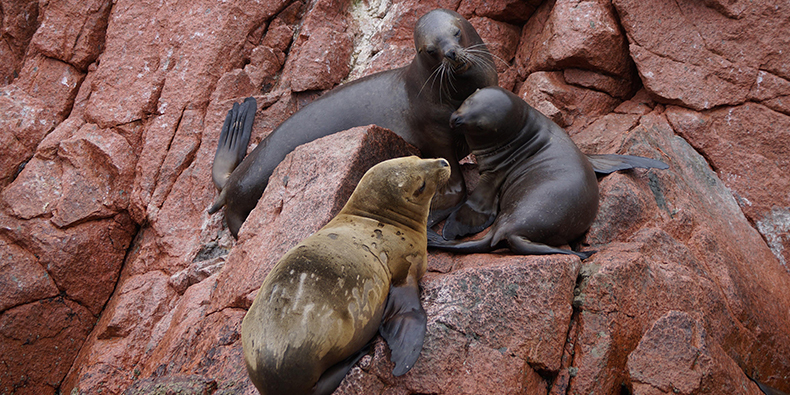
[449,113,464,128]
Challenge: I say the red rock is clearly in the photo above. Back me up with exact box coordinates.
[564,68,634,99]
[54,124,136,227]
[513,0,554,79]
[30,0,112,70]
[531,0,630,77]
[517,71,620,129]
[627,311,762,395]
[613,0,790,110]
[6,2,790,394]
[569,111,790,393]
[0,213,136,316]
[0,0,39,85]
[458,0,540,23]
[15,53,86,121]
[280,0,353,92]
[0,297,94,395]
[0,86,61,187]
[0,240,58,312]
[666,104,790,267]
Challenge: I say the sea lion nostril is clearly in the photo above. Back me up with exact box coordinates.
[449,113,464,128]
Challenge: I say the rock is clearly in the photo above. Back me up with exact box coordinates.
[280,0,353,92]
[30,0,113,70]
[627,311,762,394]
[0,0,39,85]
[5,2,790,394]
[530,0,631,77]
[458,0,540,23]
[613,0,790,110]
[0,240,59,312]
[0,86,61,188]
[0,297,94,395]
[666,103,790,267]
[517,71,621,129]
[122,374,218,395]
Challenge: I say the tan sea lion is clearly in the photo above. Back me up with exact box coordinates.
[241,156,451,395]
[428,87,668,259]
[210,9,497,237]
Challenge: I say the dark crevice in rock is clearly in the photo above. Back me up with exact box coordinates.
[193,241,230,263]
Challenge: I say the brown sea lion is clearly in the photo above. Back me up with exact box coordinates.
[210,9,498,236]
[428,87,668,259]
[241,156,451,395]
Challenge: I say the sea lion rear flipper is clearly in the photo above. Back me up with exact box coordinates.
[586,154,668,176]
[310,344,372,395]
[442,175,500,240]
[507,235,595,260]
[211,97,257,190]
[380,282,427,376]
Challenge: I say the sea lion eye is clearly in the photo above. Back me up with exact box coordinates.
[425,46,437,55]
[416,180,426,194]
[453,28,461,38]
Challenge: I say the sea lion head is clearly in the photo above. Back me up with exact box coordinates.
[413,9,497,95]
[449,87,523,150]
[342,156,451,228]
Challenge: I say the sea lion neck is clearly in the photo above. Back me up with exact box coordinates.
[338,205,427,235]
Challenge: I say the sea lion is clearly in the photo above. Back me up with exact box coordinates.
[241,156,451,395]
[428,87,668,259]
[209,9,497,237]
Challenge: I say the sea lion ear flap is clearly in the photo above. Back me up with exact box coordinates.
[379,283,427,376]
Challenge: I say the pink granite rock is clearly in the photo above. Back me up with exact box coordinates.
[0,0,39,85]
[4,2,790,394]
[627,311,762,394]
[30,0,112,70]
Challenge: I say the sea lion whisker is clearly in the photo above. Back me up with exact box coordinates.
[467,49,504,69]
[418,65,445,98]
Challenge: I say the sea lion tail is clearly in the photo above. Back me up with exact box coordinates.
[212,97,257,190]
[426,228,494,253]
[586,153,668,176]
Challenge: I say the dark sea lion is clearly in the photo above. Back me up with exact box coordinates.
[428,87,667,259]
[241,156,451,395]
[210,9,497,236]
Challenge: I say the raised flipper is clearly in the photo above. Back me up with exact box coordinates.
[211,97,257,191]
[310,343,371,395]
[379,281,427,376]
[586,153,668,176]
[507,234,595,260]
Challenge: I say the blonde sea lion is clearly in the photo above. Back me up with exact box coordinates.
[241,156,451,395]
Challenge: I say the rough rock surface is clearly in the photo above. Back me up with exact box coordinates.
[1,0,790,394]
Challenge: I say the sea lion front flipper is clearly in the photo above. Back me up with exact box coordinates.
[380,281,427,376]
[586,154,668,176]
[211,97,257,191]
[441,174,500,240]
[507,234,595,260]
[310,343,371,395]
